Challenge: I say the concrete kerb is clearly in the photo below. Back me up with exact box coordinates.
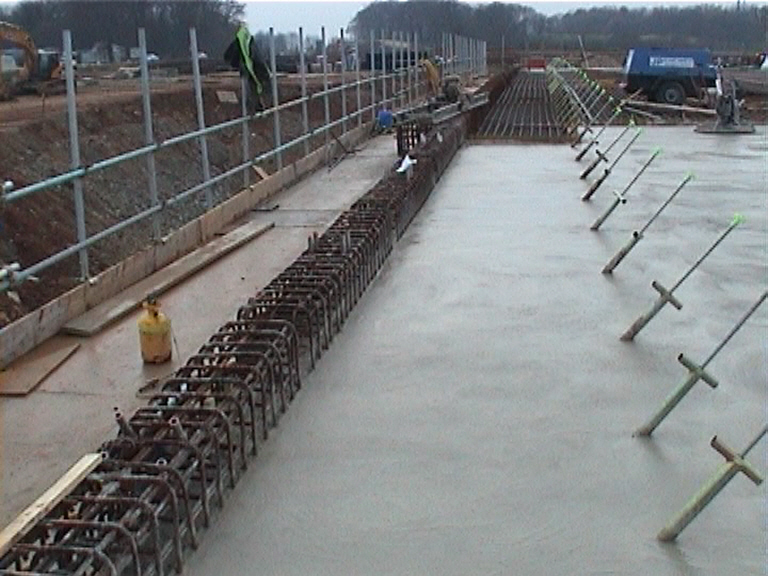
[0,122,373,369]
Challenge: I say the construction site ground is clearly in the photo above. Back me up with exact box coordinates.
[1,124,765,573]
[0,133,398,529]
[0,64,765,326]
[0,57,766,572]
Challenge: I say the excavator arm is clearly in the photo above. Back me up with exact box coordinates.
[0,21,37,98]
[421,58,440,97]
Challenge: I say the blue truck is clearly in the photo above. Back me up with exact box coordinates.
[622,48,717,105]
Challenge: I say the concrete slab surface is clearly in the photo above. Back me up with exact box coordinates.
[0,135,399,528]
[183,127,766,575]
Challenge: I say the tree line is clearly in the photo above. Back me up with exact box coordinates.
[2,1,766,60]
[1,1,244,59]
[350,1,768,54]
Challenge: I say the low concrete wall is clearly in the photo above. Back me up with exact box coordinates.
[0,124,372,369]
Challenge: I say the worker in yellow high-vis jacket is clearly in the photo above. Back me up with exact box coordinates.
[224,25,270,111]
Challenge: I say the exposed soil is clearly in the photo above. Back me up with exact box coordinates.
[0,71,373,326]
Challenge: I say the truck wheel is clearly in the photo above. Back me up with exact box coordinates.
[657,82,685,105]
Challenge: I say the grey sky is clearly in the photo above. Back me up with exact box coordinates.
[245,2,368,36]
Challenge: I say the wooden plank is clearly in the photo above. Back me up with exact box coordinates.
[216,90,238,104]
[251,165,270,181]
[0,453,103,557]
[624,99,717,116]
[0,338,80,396]
[62,221,274,337]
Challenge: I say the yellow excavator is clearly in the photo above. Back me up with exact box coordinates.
[0,21,65,100]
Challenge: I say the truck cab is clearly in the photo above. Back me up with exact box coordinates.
[623,47,717,105]
[35,49,63,81]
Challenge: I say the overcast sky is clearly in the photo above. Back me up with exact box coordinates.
[244,0,742,35]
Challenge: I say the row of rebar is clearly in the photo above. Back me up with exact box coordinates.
[477,60,616,142]
[545,59,617,141]
[478,71,562,140]
[0,121,466,576]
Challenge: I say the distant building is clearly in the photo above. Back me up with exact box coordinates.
[78,42,128,64]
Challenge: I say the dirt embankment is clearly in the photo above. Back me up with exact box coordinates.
[0,74,366,326]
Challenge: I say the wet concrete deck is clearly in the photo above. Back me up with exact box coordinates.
[0,135,399,527]
[183,127,766,575]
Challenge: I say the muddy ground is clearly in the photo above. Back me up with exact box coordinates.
[0,71,372,326]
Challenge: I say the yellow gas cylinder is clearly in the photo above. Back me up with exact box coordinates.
[138,297,172,363]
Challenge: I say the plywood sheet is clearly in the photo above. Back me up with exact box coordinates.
[0,337,80,396]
